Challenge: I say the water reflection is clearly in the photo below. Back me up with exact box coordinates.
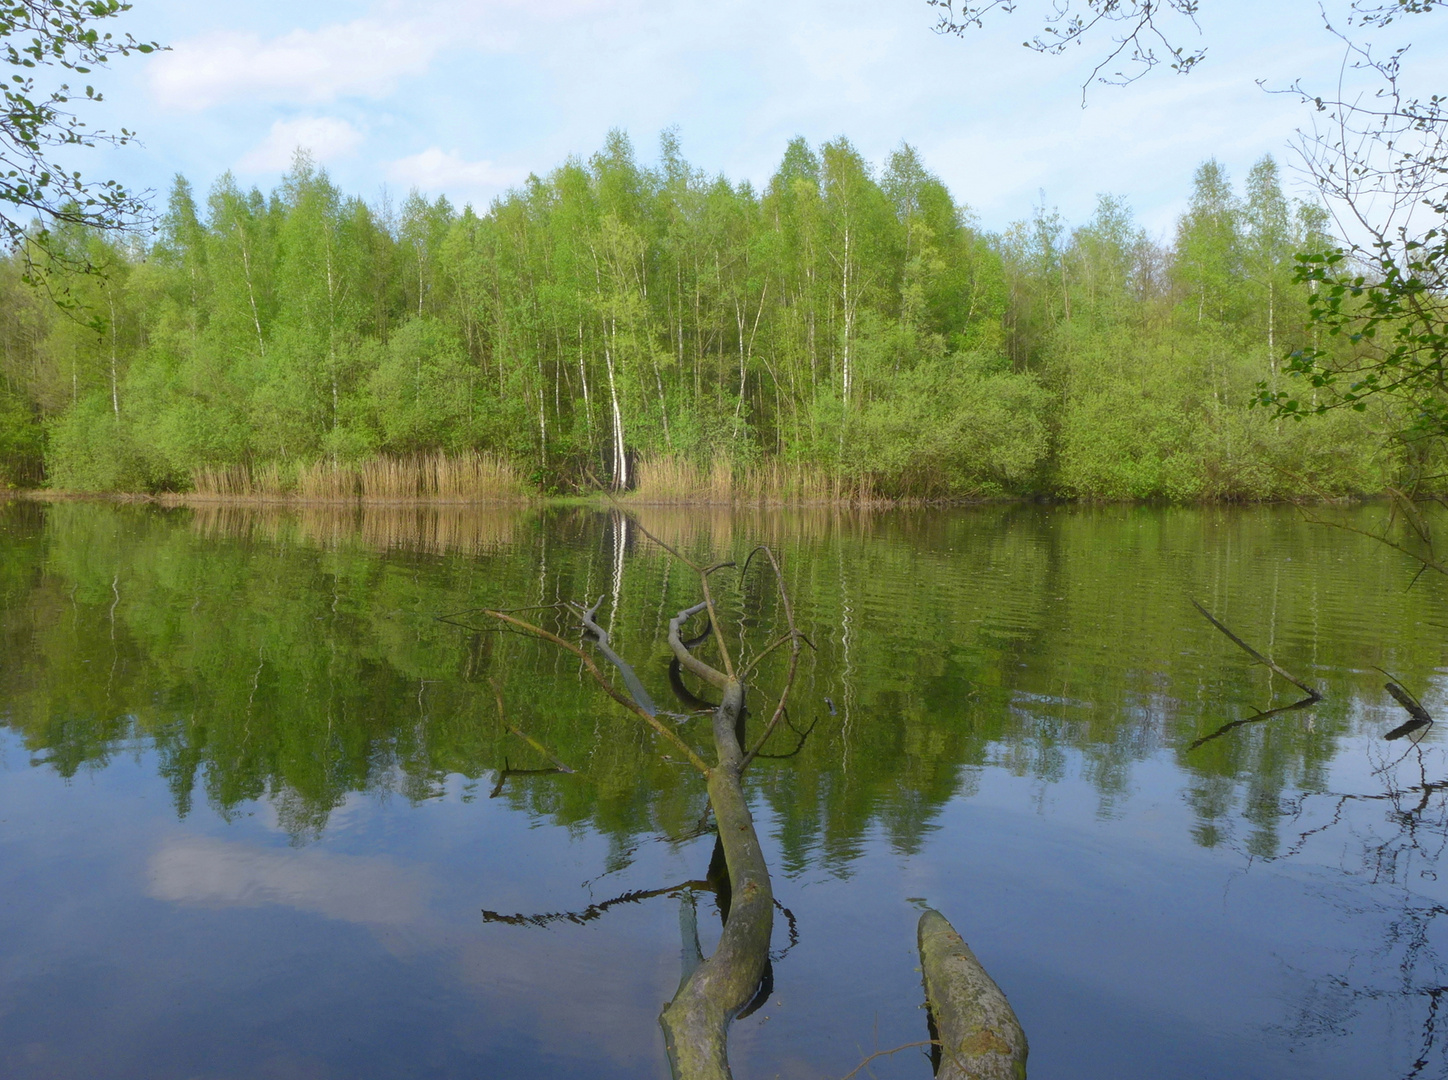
[3,497,1448,1077]
[148,834,429,925]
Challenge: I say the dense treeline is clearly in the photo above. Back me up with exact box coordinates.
[0,132,1397,498]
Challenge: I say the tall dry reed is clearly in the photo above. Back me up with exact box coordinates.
[360,452,524,502]
[296,460,360,502]
[190,462,291,501]
[629,454,880,505]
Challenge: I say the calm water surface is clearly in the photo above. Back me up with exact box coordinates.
[2,499,1447,1079]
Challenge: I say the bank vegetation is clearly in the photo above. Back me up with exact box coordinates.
[0,133,1404,503]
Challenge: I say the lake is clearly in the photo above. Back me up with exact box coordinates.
[1,498,1445,1079]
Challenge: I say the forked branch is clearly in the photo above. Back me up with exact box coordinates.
[479,608,710,773]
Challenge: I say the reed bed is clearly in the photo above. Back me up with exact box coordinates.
[629,454,882,505]
[360,452,525,502]
[190,462,290,501]
[189,453,526,505]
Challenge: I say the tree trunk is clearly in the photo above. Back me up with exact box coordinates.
[919,909,1028,1080]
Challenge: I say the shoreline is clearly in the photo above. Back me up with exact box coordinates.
[3,488,1371,510]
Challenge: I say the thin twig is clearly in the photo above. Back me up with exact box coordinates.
[492,681,575,773]
[482,880,711,928]
[619,502,738,679]
[838,1040,940,1080]
[1297,508,1448,577]
[480,609,710,773]
[743,545,805,771]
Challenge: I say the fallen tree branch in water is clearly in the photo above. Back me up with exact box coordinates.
[749,708,819,761]
[488,760,570,799]
[1191,599,1322,702]
[492,681,574,774]
[659,596,775,1080]
[571,595,660,717]
[477,608,710,773]
[472,514,801,1079]
[740,545,807,771]
[1187,698,1319,753]
[918,908,1029,1080]
[482,881,710,928]
[1296,502,1448,579]
[1187,600,1322,752]
[1386,681,1435,741]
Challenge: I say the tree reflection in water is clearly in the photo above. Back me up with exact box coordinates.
[1223,721,1448,1076]
[9,501,1448,1074]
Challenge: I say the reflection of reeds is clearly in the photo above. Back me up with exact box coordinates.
[188,453,526,505]
[629,454,880,505]
[625,504,878,552]
[190,503,524,556]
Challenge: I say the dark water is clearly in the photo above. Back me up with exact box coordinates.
[2,498,1447,1079]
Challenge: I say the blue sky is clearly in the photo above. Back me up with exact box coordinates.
[69,0,1448,237]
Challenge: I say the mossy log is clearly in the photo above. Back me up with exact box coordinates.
[918,909,1028,1080]
[659,678,774,1080]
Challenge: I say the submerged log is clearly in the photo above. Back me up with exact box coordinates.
[918,909,1028,1080]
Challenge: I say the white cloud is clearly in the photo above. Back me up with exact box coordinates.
[121,0,1448,236]
[150,19,442,111]
[148,835,427,926]
[386,147,527,205]
[239,116,364,172]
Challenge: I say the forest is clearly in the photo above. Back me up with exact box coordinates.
[0,131,1398,501]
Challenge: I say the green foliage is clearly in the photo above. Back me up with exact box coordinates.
[46,388,138,489]
[1256,232,1448,463]
[0,376,41,484]
[365,316,474,454]
[0,136,1410,500]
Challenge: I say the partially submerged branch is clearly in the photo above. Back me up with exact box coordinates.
[476,518,804,1079]
[1188,600,1321,752]
[1297,507,1448,579]
[572,595,661,716]
[918,908,1028,1080]
[741,545,810,771]
[1386,681,1435,741]
[492,681,574,774]
[482,881,710,928]
[488,761,569,799]
[1191,599,1322,702]
[1187,698,1319,752]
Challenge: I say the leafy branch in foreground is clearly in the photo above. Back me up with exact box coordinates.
[927,0,1208,89]
[0,1,162,267]
[1250,19,1448,455]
